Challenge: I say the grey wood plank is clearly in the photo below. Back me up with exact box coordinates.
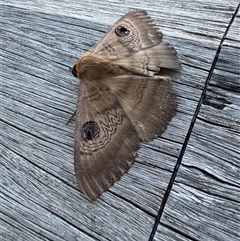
[1,1,239,241]
[225,11,240,47]
[160,173,239,241]
[0,4,205,215]
[1,5,181,241]
[3,0,238,24]
[157,6,240,241]
[154,225,193,241]
[1,145,155,241]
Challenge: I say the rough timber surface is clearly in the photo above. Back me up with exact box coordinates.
[1,1,240,241]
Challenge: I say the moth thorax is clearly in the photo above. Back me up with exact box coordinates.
[75,54,122,81]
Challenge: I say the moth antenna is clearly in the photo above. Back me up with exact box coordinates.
[66,110,76,125]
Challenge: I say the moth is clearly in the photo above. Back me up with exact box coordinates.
[70,10,181,201]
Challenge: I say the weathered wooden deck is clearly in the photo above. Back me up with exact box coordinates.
[1,1,239,240]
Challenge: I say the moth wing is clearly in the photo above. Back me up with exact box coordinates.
[74,81,140,201]
[115,43,181,76]
[90,10,181,75]
[90,10,162,59]
[104,75,176,141]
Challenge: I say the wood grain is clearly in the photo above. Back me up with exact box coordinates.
[156,7,240,241]
[1,1,239,241]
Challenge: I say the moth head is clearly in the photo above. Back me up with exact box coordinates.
[69,64,78,77]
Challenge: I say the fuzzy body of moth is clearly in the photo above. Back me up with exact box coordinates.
[73,54,127,81]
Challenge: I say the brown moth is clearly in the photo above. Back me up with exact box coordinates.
[70,10,181,201]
